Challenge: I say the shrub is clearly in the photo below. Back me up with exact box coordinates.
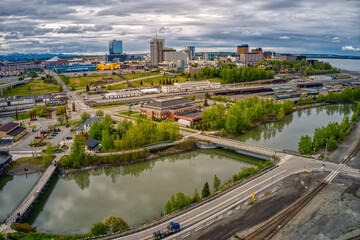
[249,200,255,205]
[90,222,108,236]
[12,223,36,233]
[103,216,129,232]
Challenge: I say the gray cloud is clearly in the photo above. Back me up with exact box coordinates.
[1,0,359,55]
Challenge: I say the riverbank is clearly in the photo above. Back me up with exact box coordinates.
[7,157,44,176]
[59,139,197,175]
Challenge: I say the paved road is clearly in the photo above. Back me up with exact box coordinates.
[104,155,358,240]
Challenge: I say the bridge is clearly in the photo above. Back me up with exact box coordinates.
[193,134,279,160]
[2,155,59,230]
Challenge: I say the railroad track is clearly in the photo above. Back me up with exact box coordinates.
[243,138,360,240]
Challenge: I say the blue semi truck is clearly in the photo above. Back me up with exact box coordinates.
[153,222,180,239]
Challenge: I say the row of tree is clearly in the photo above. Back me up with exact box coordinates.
[257,59,339,76]
[195,63,274,83]
[201,96,294,133]
[351,102,360,123]
[90,216,129,236]
[298,117,351,154]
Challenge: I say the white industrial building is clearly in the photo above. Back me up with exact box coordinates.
[104,89,141,99]
[162,81,221,93]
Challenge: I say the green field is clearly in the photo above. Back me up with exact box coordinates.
[119,110,138,116]
[2,79,60,97]
[109,75,189,90]
[65,75,123,90]
[122,72,159,80]
[91,103,124,109]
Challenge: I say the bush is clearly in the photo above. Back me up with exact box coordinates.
[90,222,108,236]
[104,216,129,232]
[12,223,36,233]
[249,200,255,205]
[0,233,5,240]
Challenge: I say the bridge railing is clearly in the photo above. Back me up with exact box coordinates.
[196,134,280,153]
[5,171,44,223]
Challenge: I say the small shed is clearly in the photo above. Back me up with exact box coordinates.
[86,138,100,151]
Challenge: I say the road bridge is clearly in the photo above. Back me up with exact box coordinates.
[193,134,278,160]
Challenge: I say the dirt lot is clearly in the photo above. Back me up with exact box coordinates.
[274,173,360,240]
[190,171,328,240]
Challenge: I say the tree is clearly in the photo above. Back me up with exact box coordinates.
[70,134,86,168]
[277,107,285,120]
[298,135,313,154]
[213,175,221,190]
[57,115,64,124]
[81,112,91,123]
[86,84,90,92]
[101,130,114,151]
[42,143,53,167]
[192,188,201,203]
[90,222,108,236]
[140,80,143,85]
[96,109,104,118]
[89,120,103,140]
[104,216,129,232]
[201,182,211,198]
[204,99,209,107]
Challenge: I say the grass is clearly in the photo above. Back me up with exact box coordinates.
[66,75,123,90]
[2,79,60,97]
[122,72,159,80]
[110,75,189,90]
[20,156,43,165]
[91,103,124,109]
[119,110,138,116]
[11,112,30,120]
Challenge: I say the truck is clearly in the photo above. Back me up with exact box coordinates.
[153,222,180,239]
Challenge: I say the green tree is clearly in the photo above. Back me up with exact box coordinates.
[90,222,108,236]
[192,188,201,203]
[89,120,103,140]
[327,136,337,151]
[201,182,211,198]
[213,175,221,190]
[81,112,91,123]
[101,130,114,151]
[42,143,53,167]
[277,107,285,120]
[96,109,104,118]
[298,135,313,154]
[70,135,86,168]
[104,216,129,232]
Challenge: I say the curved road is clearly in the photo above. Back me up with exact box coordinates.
[104,154,359,240]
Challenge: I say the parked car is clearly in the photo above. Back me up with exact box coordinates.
[65,136,73,140]
[48,136,53,139]
[35,136,42,139]
[65,124,70,128]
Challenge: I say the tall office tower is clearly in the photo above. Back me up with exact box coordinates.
[185,45,195,59]
[109,40,123,54]
[251,47,263,54]
[237,44,249,56]
[150,38,165,66]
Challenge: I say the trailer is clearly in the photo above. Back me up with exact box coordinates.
[153,222,180,239]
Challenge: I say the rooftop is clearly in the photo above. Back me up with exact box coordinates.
[145,97,195,109]
[7,127,26,137]
[177,111,203,120]
[86,138,100,148]
[0,122,19,133]
[0,151,12,165]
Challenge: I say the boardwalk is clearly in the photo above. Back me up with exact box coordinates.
[3,155,59,229]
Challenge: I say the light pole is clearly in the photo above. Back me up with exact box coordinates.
[323,138,328,167]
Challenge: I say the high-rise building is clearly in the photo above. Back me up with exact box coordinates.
[251,48,263,54]
[109,40,123,54]
[237,44,249,56]
[150,38,165,67]
[185,45,195,59]
[203,53,215,61]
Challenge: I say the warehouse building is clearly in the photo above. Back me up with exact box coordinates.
[0,122,27,143]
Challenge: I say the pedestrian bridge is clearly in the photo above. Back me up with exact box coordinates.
[193,134,279,160]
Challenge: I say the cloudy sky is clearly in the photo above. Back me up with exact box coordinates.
[1,0,359,55]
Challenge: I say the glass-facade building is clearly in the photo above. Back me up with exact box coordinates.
[109,40,123,54]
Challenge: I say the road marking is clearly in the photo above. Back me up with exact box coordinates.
[342,169,360,174]
[180,170,287,225]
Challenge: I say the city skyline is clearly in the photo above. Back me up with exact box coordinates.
[1,0,359,55]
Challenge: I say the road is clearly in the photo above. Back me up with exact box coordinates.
[101,155,359,240]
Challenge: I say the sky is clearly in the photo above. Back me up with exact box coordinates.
[0,0,360,55]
